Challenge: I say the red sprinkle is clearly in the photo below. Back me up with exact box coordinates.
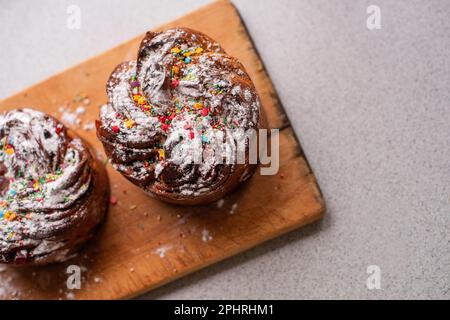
[171,79,180,88]
[110,196,118,205]
[158,115,167,123]
[55,125,62,134]
[201,108,209,117]
[189,131,195,139]
[161,123,169,131]
[112,125,120,133]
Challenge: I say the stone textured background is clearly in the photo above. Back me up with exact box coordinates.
[1,0,449,299]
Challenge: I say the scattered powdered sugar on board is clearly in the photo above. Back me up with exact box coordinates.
[216,198,225,208]
[61,110,81,126]
[202,229,213,242]
[229,203,238,214]
[66,292,76,300]
[82,122,95,131]
[75,106,86,114]
[154,245,173,258]
[57,93,94,130]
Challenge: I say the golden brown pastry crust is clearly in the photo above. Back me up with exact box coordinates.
[97,28,261,205]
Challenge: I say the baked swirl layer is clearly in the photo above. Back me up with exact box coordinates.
[0,108,108,265]
[97,28,261,205]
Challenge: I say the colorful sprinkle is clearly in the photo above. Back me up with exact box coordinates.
[112,125,120,134]
[110,196,118,205]
[171,47,181,54]
[158,149,165,160]
[137,97,146,105]
[4,211,17,221]
[124,119,135,129]
[171,66,179,75]
[4,145,14,155]
[33,180,40,191]
[184,57,191,64]
[201,108,209,117]
[171,79,180,88]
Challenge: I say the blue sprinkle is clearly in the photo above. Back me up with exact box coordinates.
[184,57,191,64]
[201,135,208,143]
[9,189,16,197]
[0,209,3,219]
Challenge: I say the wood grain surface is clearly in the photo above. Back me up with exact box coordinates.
[0,0,325,300]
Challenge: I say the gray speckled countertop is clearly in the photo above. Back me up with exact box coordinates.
[1,0,449,299]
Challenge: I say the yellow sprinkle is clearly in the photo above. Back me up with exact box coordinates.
[133,95,140,102]
[171,66,179,75]
[195,47,204,54]
[158,149,165,160]
[5,147,14,155]
[171,47,181,54]
[5,211,17,221]
[33,181,40,191]
[137,97,146,105]
[183,51,192,57]
[194,102,203,109]
[124,119,135,129]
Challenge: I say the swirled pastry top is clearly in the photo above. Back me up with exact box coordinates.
[98,28,260,198]
[0,109,93,262]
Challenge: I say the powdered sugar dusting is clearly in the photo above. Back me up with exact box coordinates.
[154,245,172,258]
[229,203,238,214]
[216,198,225,208]
[202,228,213,242]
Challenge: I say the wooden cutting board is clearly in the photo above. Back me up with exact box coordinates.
[0,0,325,299]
